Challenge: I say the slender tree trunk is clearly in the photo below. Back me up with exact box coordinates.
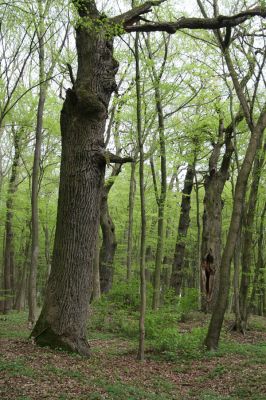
[170,164,194,296]
[205,108,266,350]
[99,187,117,293]
[232,234,243,332]
[260,268,266,316]
[14,231,31,312]
[153,197,166,310]
[98,164,126,293]
[161,169,178,288]
[249,201,266,315]
[127,161,137,281]
[147,40,167,311]
[99,94,127,293]
[28,1,46,326]
[3,129,21,313]
[43,223,51,279]
[0,127,3,194]
[31,2,118,355]
[194,171,202,308]
[135,30,146,361]
[239,139,265,329]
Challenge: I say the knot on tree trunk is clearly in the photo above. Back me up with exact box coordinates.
[202,249,216,302]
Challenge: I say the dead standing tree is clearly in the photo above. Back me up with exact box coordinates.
[31,0,266,355]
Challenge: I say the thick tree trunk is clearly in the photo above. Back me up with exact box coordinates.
[3,129,21,313]
[239,140,265,329]
[31,2,118,355]
[126,161,137,281]
[170,164,194,296]
[99,187,117,294]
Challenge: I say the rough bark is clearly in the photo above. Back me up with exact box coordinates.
[170,164,194,296]
[239,139,266,328]
[31,1,118,355]
[92,234,101,300]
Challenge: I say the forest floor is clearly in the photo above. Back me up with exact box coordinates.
[0,311,266,400]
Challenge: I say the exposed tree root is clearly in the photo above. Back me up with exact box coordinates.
[32,327,91,357]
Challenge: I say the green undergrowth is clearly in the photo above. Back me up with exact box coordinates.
[1,307,266,400]
[88,285,206,360]
[0,311,29,339]
[0,356,36,377]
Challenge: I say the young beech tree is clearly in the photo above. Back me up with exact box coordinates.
[31,0,266,355]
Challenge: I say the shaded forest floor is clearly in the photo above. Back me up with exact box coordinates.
[1,311,266,399]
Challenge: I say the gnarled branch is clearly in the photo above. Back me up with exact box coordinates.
[105,151,133,164]
[111,0,166,27]
[124,6,266,34]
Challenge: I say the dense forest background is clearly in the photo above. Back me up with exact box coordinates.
[1,0,266,398]
[0,0,266,389]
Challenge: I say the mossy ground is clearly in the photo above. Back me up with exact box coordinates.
[0,311,266,399]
